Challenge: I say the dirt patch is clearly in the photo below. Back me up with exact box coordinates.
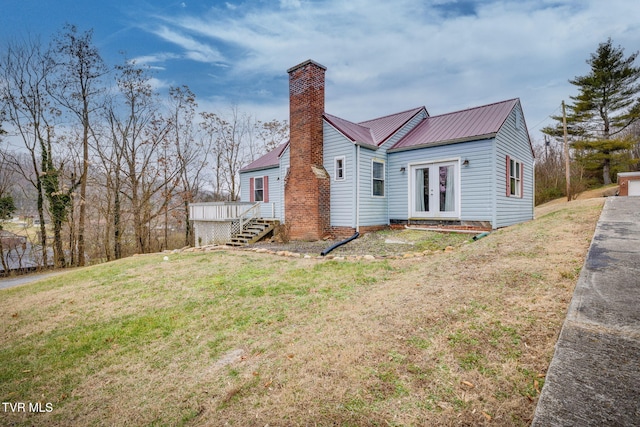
[252,227,473,257]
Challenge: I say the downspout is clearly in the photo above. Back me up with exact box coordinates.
[491,139,497,229]
[356,144,360,232]
[532,157,536,219]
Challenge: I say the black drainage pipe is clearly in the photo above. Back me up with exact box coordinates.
[320,232,360,256]
[472,232,490,241]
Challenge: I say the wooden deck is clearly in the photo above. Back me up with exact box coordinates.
[189,202,278,246]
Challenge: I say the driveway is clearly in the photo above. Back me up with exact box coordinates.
[0,271,66,290]
[532,196,640,426]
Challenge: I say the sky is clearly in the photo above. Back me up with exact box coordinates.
[1,0,640,144]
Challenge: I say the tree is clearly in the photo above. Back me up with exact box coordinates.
[545,39,640,184]
[168,85,209,247]
[106,60,157,255]
[256,119,289,156]
[51,24,108,266]
[0,37,55,267]
[0,153,17,273]
[0,196,16,274]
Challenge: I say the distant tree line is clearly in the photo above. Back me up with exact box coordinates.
[535,38,640,204]
[0,24,288,269]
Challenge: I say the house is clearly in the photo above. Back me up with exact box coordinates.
[617,172,640,196]
[0,230,53,275]
[239,59,535,241]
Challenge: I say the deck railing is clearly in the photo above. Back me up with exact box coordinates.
[236,203,261,233]
[189,202,257,221]
[189,202,269,246]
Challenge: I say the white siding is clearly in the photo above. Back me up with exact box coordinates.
[323,122,357,227]
[240,167,281,219]
[388,139,494,222]
[279,146,290,222]
[494,102,535,228]
[357,147,388,226]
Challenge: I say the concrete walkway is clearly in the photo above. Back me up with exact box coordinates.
[533,197,640,426]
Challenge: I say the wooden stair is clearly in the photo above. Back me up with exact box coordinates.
[226,219,279,247]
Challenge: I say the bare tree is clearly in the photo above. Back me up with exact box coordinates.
[255,118,289,156]
[168,85,209,246]
[0,148,17,273]
[51,24,108,266]
[106,61,156,255]
[0,37,57,267]
[200,112,226,201]
[106,61,180,254]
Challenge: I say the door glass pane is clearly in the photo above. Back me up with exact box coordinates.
[415,168,429,212]
[439,165,455,212]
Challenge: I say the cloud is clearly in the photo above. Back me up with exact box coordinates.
[139,0,640,139]
[279,0,301,9]
[129,52,180,69]
[151,25,226,64]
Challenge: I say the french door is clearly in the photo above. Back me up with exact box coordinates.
[410,161,459,218]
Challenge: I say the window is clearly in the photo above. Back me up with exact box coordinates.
[249,176,269,202]
[334,156,345,181]
[372,160,385,197]
[410,160,459,218]
[254,177,264,201]
[507,156,523,197]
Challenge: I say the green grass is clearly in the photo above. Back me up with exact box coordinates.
[0,252,394,424]
[0,198,605,426]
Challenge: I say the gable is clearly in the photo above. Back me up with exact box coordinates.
[389,99,521,152]
[324,107,425,148]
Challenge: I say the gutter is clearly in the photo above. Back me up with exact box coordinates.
[387,133,497,153]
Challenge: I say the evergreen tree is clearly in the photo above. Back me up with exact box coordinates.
[544,38,640,184]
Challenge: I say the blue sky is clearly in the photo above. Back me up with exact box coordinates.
[2,0,639,143]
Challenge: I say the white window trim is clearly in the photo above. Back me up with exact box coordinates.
[407,159,461,219]
[254,176,264,202]
[334,156,346,181]
[509,157,523,198]
[371,159,385,198]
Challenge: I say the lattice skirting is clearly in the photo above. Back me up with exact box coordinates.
[193,221,240,246]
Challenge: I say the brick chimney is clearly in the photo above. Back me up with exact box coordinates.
[285,59,330,240]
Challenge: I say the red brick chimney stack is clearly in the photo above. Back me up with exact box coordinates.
[285,59,331,240]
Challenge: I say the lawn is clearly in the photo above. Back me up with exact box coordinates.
[0,197,604,426]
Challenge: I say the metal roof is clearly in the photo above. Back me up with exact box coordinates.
[325,107,425,147]
[359,107,426,146]
[241,99,522,171]
[239,141,289,172]
[324,113,376,146]
[389,99,519,151]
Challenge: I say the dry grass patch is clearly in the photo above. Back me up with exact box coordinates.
[0,197,604,426]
